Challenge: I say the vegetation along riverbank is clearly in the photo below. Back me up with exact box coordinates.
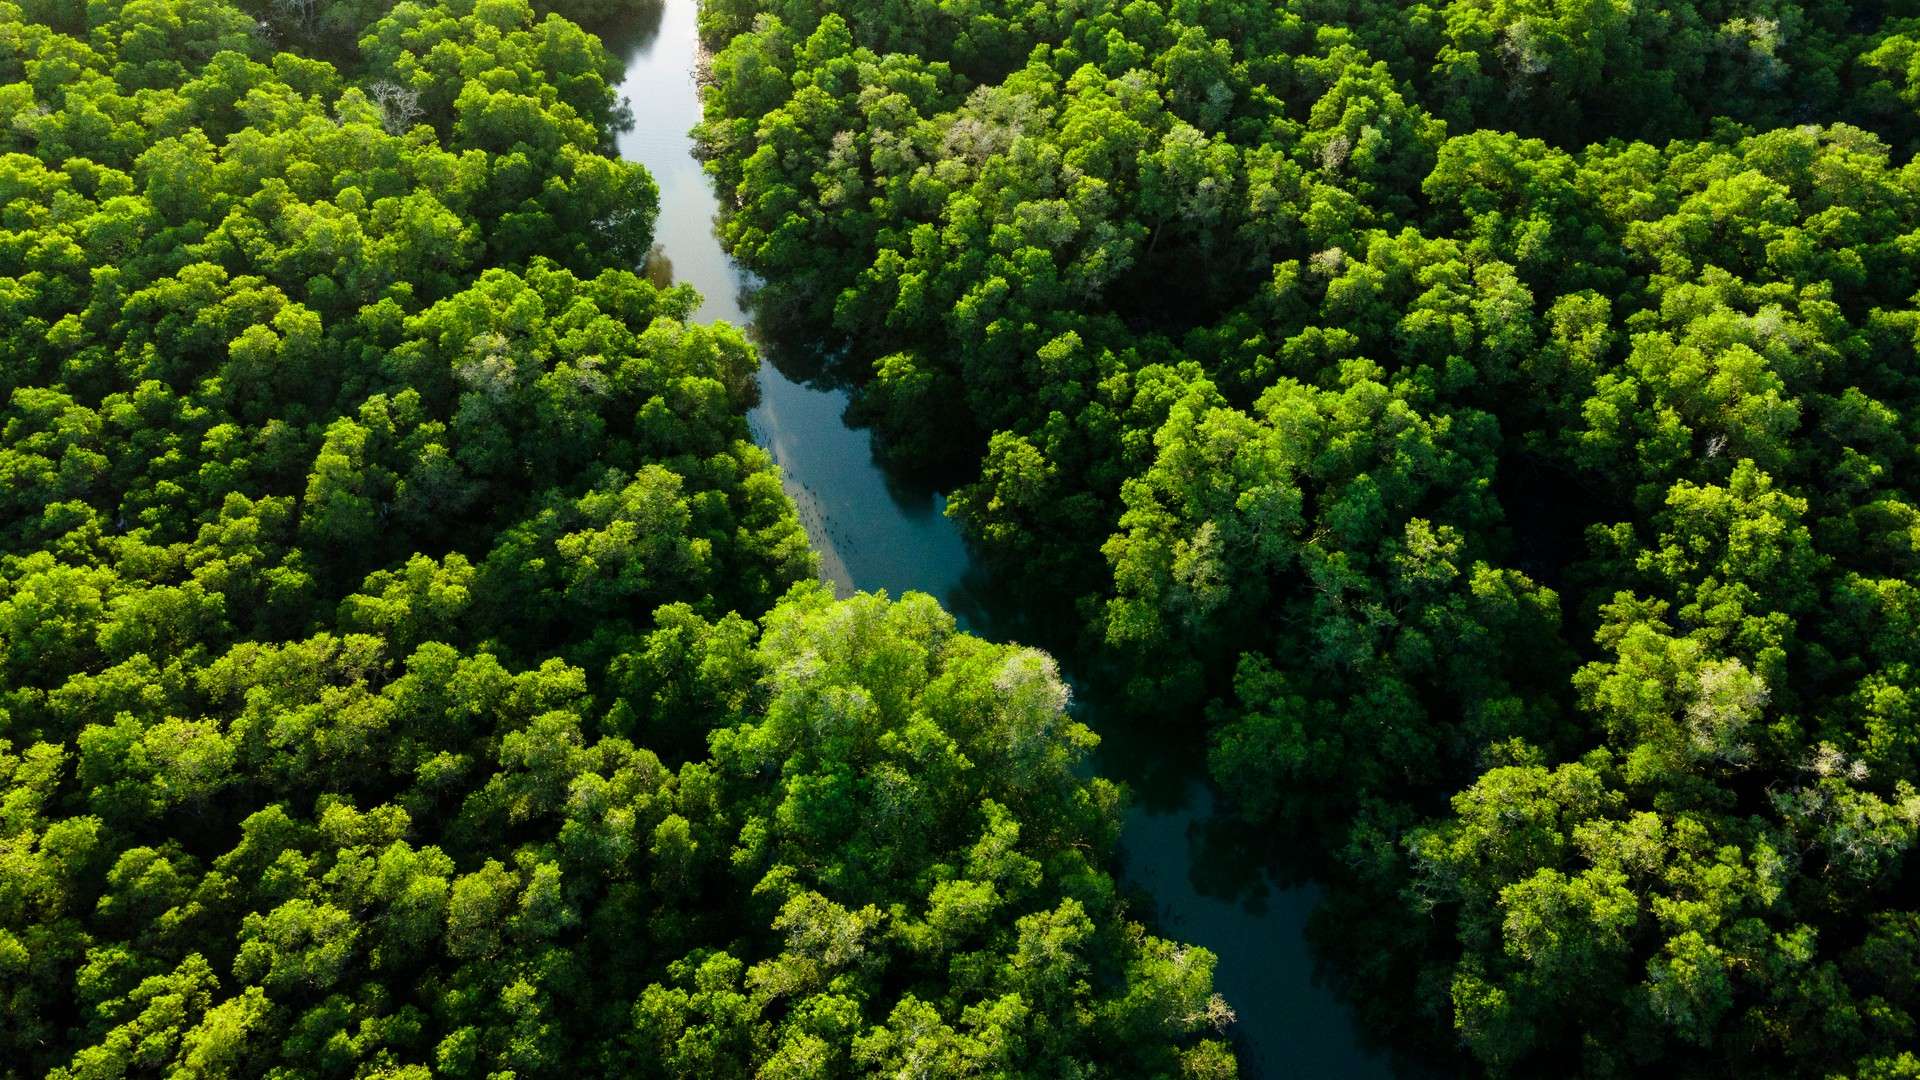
[0,2,1234,1077]
[2,0,1920,1078]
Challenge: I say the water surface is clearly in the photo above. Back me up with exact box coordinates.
[606,5,1395,1075]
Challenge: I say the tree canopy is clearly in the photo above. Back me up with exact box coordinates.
[693,0,1920,1075]
[0,1,1236,1076]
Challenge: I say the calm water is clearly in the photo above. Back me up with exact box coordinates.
[606,4,1394,1076]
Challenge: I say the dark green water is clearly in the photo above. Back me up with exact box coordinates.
[606,4,1395,1075]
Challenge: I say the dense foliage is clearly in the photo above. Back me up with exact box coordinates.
[695,0,1920,1075]
[0,1,1238,1076]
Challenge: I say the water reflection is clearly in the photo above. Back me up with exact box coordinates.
[590,0,666,78]
[739,281,866,392]
[600,2,1400,1076]
[640,242,674,290]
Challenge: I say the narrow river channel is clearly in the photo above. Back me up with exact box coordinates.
[605,4,1396,1076]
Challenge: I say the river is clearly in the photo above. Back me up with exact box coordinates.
[605,3,1395,1076]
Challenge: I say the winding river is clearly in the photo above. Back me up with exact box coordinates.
[605,4,1396,1076]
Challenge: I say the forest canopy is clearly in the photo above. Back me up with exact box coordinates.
[691,0,1920,1076]
[7,0,1920,1074]
[0,1,1237,1077]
